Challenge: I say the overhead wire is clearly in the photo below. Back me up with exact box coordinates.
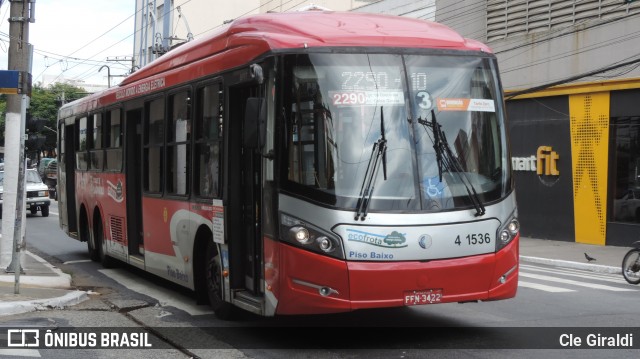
[10,0,640,89]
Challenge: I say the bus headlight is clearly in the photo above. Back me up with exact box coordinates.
[496,212,519,251]
[317,236,334,252]
[290,226,311,244]
[499,230,510,244]
[507,218,520,235]
[281,213,344,259]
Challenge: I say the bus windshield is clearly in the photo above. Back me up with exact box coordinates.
[283,52,510,213]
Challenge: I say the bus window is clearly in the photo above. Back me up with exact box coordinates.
[194,83,223,198]
[167,91,191,196]
[90,113,104,170]
[105,109,122,171]
[76,116,88,171]
[144,98,164,193]
[93,113,103,149]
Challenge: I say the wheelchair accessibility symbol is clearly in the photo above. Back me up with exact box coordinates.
[421,177,446,198]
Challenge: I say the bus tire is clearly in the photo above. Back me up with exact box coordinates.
[87,235,99,262]
[95,213,116,268]
[81,209,99,261]
[205,240,235,320]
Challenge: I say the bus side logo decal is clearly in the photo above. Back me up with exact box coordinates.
[107,180,124,203]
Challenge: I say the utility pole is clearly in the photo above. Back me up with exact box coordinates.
[1,0,33,295]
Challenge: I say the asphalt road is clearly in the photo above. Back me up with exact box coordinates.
[1,201,639,358]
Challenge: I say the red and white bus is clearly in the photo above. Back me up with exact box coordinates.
[56,11,519,318]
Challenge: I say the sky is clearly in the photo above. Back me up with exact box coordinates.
[0,0,135,89]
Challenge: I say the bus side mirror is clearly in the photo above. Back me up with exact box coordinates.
[249,64,264,84]
[244,97,266,149]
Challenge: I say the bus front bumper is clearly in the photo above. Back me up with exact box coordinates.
[275,235,519,315]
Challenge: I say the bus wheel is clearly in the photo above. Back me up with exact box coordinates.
[206,241,234,320]
[95,216,115,268]
[82,211,99,261]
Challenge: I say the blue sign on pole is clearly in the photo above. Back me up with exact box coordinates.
[0,70,20,94]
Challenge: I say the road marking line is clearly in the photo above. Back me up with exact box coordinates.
[520,265,628,284]
[520,272,636,291]
[518,280,576,292]
[99,268,213,316]
[62,259,92,265]
[0,349,41,357]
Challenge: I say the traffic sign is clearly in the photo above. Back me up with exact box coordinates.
[0,70,20,94]
[0,70,31,95]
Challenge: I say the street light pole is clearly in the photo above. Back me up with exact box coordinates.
[99,65,111,88]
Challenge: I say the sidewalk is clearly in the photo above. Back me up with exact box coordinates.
[0,236,635,316]
[519,236,631,274]
[0,250,87,316]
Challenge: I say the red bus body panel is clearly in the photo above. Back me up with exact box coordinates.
[75,172,127,241]
[276,235,519,315]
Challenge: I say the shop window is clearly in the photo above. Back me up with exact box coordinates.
[610,116,640,223]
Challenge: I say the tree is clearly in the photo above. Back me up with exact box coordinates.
[0,82,88,154]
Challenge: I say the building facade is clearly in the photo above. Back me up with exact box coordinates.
[434,0,640,246]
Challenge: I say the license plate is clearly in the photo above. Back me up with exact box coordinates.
[404,289,443,305]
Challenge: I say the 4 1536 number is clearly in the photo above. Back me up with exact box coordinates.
[455,233,491,246]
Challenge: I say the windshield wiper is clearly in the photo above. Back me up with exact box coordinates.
[355,107,387,221]
[418,110,485,216]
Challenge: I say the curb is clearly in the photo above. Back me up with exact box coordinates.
[0,290,88,316]
[520,255,620,274]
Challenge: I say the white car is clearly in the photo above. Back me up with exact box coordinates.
[0,169,51,217]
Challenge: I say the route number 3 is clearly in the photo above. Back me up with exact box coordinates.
[416,91,432,110]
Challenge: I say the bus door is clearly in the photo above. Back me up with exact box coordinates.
[60,121,77,236]
[228,84,263,296]
[125,109,144,258]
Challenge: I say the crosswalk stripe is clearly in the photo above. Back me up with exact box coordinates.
[520,263,617,278]
[519,272,636,291]
[518,280,576,292]
[519,265,628,284]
